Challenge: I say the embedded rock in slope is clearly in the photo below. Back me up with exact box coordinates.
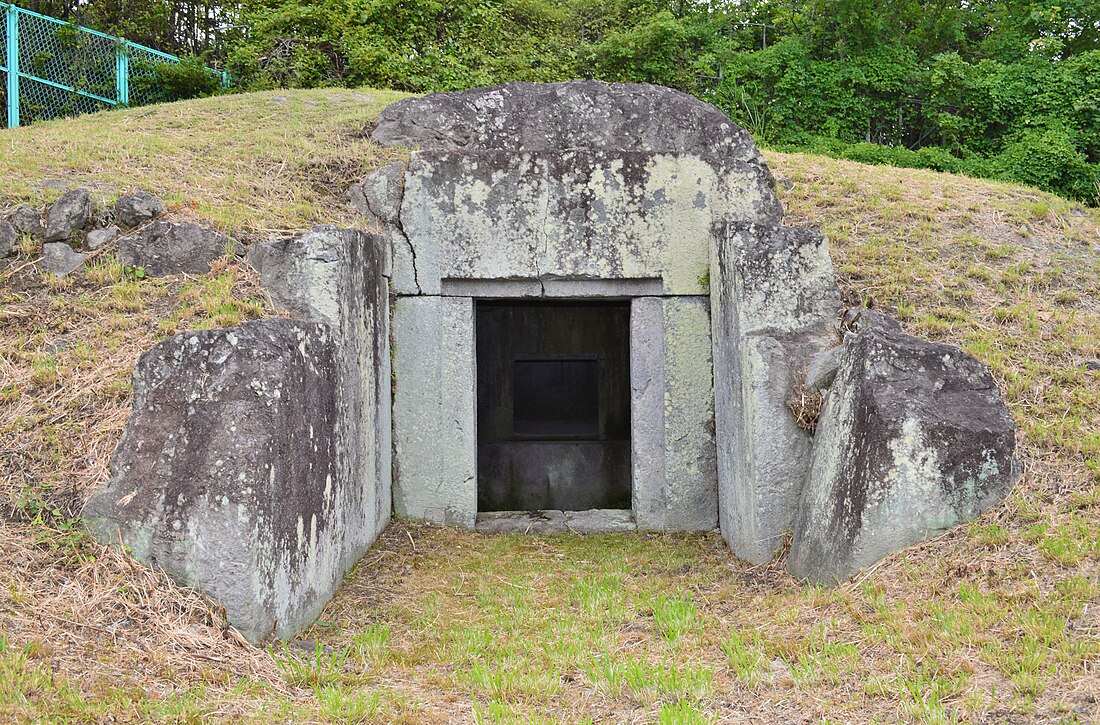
[45,189,92,242]
[788,325,1020,584]
[0,220,15,259]
[119,220,232,276]
[86,225,120,251]
[115,191,166,228]
[348,162,405,225]
[42,242,88,276]
[82,319,342,644]
[710,222,842,564]
[9,206,44,241]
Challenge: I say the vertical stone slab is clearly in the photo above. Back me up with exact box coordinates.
[661,297,718,531]
[630,297,668,529]
[245,227,393,560]
[709,242,752,553]
[392,296,477,526]
[710,222,841,563]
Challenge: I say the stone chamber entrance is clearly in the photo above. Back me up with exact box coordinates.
[476,300,632,515]
[82,81,1020,643]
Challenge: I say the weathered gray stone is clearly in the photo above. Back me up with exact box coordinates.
[805,345,844,392]
[564,509,636,533]
[391,295,476,526]
[349,162,405,225]
[630,297,669,530]
[119,221,231,276]
[45,189,92,242]
[661,296,718,531]
[83,320,342,643]
[842,306,901,334]
[395,150,774,296]
[9,206,44,241]
[42,242,88,276]
[788,327,1020,584]
[245,227,393,567]
[86,225,120,251]
[475,510,568,535]
[710,222,841,563]
[87,227,392,644]
[372,80,780,205]
[474,509,636,534]
[0,220,15,259]
[114,191,166,228]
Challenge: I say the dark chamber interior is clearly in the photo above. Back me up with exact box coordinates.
[477,301,631,512]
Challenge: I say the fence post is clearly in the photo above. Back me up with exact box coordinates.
[5,4,19,128]
[115,40,129,106]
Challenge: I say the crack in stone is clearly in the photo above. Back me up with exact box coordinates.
[392,206,421,295]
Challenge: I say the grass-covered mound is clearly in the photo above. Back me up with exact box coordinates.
[1,89,1098,723]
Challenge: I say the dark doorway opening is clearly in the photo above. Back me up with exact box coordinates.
[476,301,631,512]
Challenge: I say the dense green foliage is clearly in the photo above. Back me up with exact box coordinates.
[17,0,1099,202]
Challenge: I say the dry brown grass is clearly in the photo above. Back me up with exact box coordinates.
[0,91,1097,723]
[0,227,296,719]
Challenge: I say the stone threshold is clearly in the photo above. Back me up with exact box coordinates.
[475,509,635,534]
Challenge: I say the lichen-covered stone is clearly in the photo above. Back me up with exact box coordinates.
[83,320,342,643]
[245,227,393,574]
[119,221,231,276]
[372,80,779,194]
[710,222,841,563]
[788,326,1020,584]
[396,150,775,296]
[391,295,476,526]
[114,191,166,228]
[45,189,92,242]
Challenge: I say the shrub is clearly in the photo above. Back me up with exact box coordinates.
[132,56,224,105]
[989,125,1098,202]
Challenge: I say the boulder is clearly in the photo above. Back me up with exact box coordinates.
[0,220,15,259]
[42,242,88,276]
[9,205,44,241]
[788,327,1020,584]
[82,319,342,644]
[45,189,92,242]
[86,224,121,251]
[115,191,166,228]
[119,221,232,276]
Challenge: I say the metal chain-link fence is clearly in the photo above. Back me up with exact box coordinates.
[2,2,227,128]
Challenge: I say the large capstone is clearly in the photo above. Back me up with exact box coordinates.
[372,80,777,187]
[787,324,1020,584]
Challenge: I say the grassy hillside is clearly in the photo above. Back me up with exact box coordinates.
[1,90,1098,723]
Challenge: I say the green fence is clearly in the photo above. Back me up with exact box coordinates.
[1,2,226,128]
